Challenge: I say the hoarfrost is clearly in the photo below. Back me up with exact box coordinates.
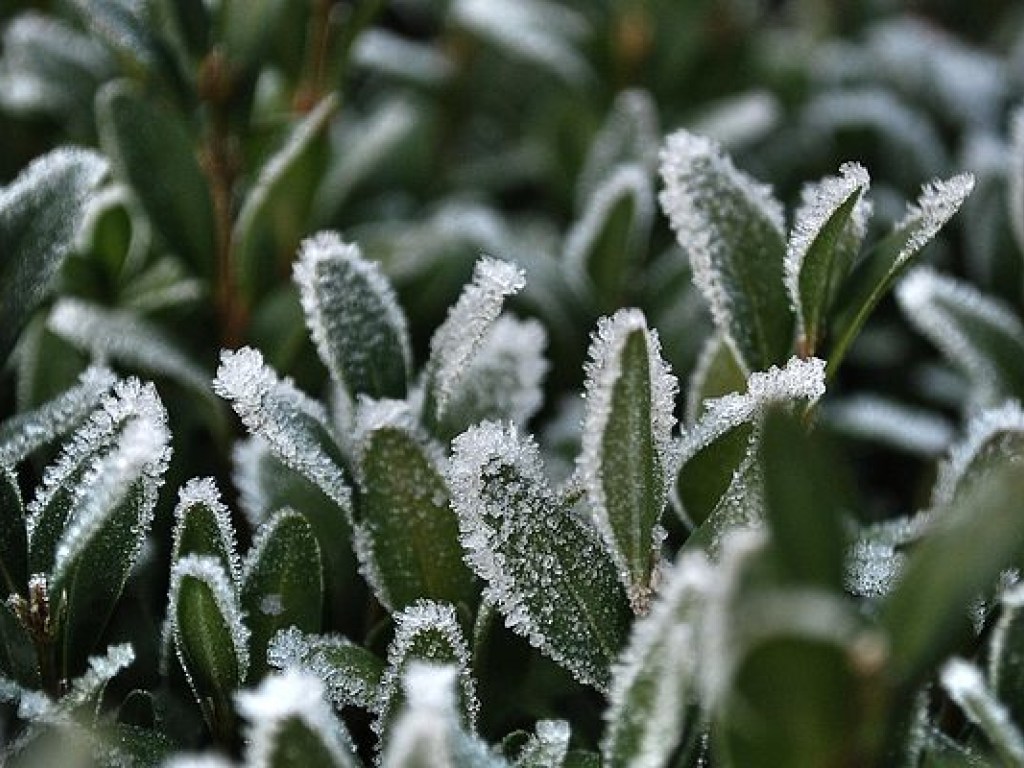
[1010,106,1024,258]
[63,643,135,715]
[897,268,1024,408]
[689,90,781,150]
[352,29,453,85]
[424,257,525,424]
[516,720,570,766]
[895,174,975,267]
[214,347,352,517]
[825,395,953,455]
[172,477,241,584]
[577,89,660,204]
[236,670,356,768]
[940,658,1024,765]
[231,437,272,529]
[168,555,250,686]
[0,365,115,468]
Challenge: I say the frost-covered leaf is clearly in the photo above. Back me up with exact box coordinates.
[294,232,411,402]
[989,582,1024,726]
[353,399,476,612]
[941,658,1024,766]
[0,468,27,596]
[97,79,215,278]
[785,162,871,355]
[684,334,747,425]
[1008,106,1024,261]
[214,347,353,519]
[689,90,782,150]
[579,309,677,613]
[235,96,338,301]
[451,0,589,83]
[352,30,454,85]
[449,422,631,691]
[674,356,826,528]
[381,663,506,768]
[61,643,135,720]
[577,90,659,205]
[376,600,478,743]
[48,298,221,420]
[171,478,241,584]
[423,258,526,431]
[513,721,570,768]
[236,671,358,768]
[71,0,180,78]
[844,513,929,600]
[0,148,107,361]
[241,509,323,679]
[565,165,654,309]
[0,365,115,468]
[268,626,385,713]
[828,173,975,377]
[436,315,549,442]
[169,555,250,738]
[825,395,954,456]
[897,268,1024,408]
[659,129,792,371]
[682,449,765,560]
[601,551,713,768]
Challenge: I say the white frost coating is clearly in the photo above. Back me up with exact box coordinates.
[48,298,213,398]
[50,405,170,586]
[845,538,906,599]
[231,437,272,529]
[579,309,678,609]
[293,231,412,396]
[268,626,381,712]
[689,90,781,150]
[240,507,309,587]
[353,29,454,85]
[578,90,660,204]
[897,268,1024,408]
[0,365,115,468]
[237,671,355,768]
[162,756,236,768]
[784,162,871,337]
[931,401,1024,509]
[173,477,241,585]
[214,347,352,517]
[825,395,954,456]
[602,551,714,767]
[990,581,1024,694]
[168,555,251,686]
[678,356,826,469]
[1010,107,1024,259]
[658,130,785,361]
[64,643,135,713]
[565,163,653,281]
[381,664,458,768]
[941,658,1024,765]
[425,257,525,423]
[451,0,589,84]
[375,600,477,737]
[895,174,975,266]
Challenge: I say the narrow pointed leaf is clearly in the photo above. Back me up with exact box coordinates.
[897,268,1024,407]
[989,583,1024,726]
[659,130,792,370]
[684,334,747,425]
[674,356,826,527]
[169,555,250,737]
[268,626,385,712]
[784,163,871,354]
[171,478,241,583]
[601,551,713,768]
[217,0,290,68]
[579,309,677,614]
[241,509,323,679]
[0,148,107,361]
[97,79,215,277]
[353,400,476,612]
[0,468,27,596]
[423,258,526,431]
[214,347,353,519]
[236,671,358,768]
[941,658,1024,767]
[294,232,411,402]
[0,365,115,468]
[827,173,975,378]
[449,422,632,691]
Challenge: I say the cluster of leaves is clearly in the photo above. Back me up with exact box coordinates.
[6,0,1024,766]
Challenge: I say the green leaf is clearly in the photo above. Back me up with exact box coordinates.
[989,583,1024,727]
[577,90,659,207]
[0,148,107,363]
[896,268,1024,407]
[235,95,338,302]
[169,555,249,739]
[449,422,632,691]
[683,447,764,559]
[0,468,27,597]
[827,173,975,379]
[170,477,240,582]
[760,408,845,591]
[684,333,747,425]
[268,626,385,712]
[71,0,184,85]
[353,400,476,612]
[241,509,324,679]
[293,232,411,402]
[217,0,291,68]
[579,309,677,613]
[0,599,39,687]
[784,163,871,356]
[601,551,713,768]
[659,130,792,370]
[97,79,216,278]
[881,458,1024,688]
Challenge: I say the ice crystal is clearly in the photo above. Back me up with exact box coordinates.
[172,477,241,584]
[236,671,356,768]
